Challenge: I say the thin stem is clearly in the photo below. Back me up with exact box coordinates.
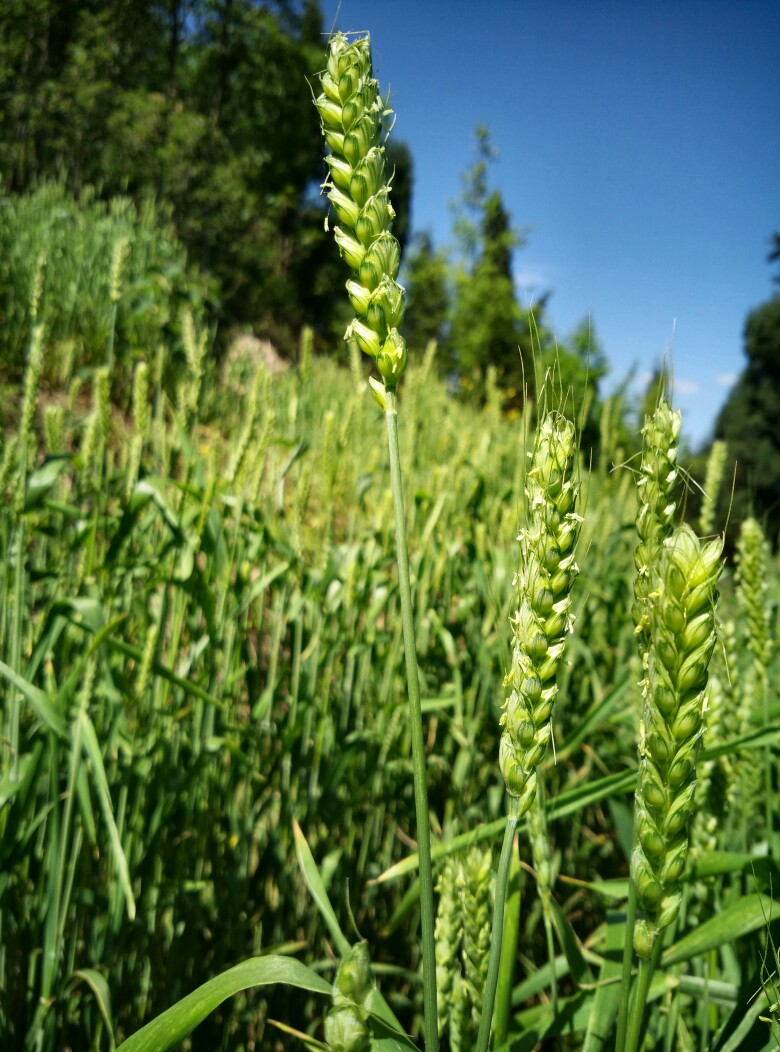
[476,796,520,1052]
[762,679,773,851]
[624,943,661,1052]
[384,390,438,1052]
[542,900,561,1052]
[615,878,638,1052]
[493,828,521,1049]
[534,781,561,1049]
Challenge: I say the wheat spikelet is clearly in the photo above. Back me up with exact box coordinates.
[698,439,727,536]
[43,404,65,456]
[19,325,44,463]
[180,308,208,421]
[109,236,130,304]
[633,398,681,646]
[29,249,47,322]
[324,942,373,1052]
[499,412,582,816]
[299,324,314,384]
[435,846,493,1051]
[79,367,110,496]
[315,33,407,407]
[632,525,723,957]
[735,517,773,679]
[126,361,150,498]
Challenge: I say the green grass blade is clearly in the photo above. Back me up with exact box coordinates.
[715,993,776,1052]
[116,956,333,1052]
[375,767,639,887]
[78,709,136,921]
[555,670,632,762]
[549,895,594,987]
[293,819,351,958]
[68,968,116,1049]
[0,659,66,738]
[663,894,780,967]
[582,912,626,1052]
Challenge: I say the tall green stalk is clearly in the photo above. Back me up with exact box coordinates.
[476,799,519,1052]
[9,314,44,779]
[615,881,638,1051]
[625,525,723,1046]
[623,954,655,1052]
[385,390,438,1052]
[314,32,437,1049]
[482,412,582,1049]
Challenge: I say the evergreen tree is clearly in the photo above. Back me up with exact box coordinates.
[386,139,413,254]
[403,232,450,359]
[715,243,780,540]
[640,364,673,430]
[450,126,542,407]
[0,1,343,355]
[542,318,608,459]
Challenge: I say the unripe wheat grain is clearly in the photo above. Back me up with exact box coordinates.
[435,847,493,1052]
[698,439,727,537]
[324,942,373,1052]
[499,412,582,816]
[632,524,723,958]
[633,398,680,646]
[316,33,407,406]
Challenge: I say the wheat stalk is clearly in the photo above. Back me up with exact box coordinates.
[316,33,438,1051]
[499,412,582,816]
[315,32,407,407]
[631,524,723,957]
[698,438,727,536]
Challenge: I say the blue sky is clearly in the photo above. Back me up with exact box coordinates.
[319,0,780,449]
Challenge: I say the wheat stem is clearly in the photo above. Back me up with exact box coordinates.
[385,389,438,1052]
[476,796,519,1052]
[623,953,655,1052]
[615,879,639,1051]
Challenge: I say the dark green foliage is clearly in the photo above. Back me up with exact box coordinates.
[403,232,451,357]
[715,280,780,542]
[0,0,170,189]
[450,128,542,407]
[386,139,414,253]
[541,318,608,460]
[0,0,335,354]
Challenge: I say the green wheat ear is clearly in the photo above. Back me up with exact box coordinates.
[632,524,723,958]
[735,516,774,679]
[499,412,582,816]
[324,942,373,1052]
[698,438,727,536]
[633,398,681,645]
[435,847,493,1051]
[315,32,407,408]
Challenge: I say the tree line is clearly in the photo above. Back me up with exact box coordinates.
[0,0,777,535]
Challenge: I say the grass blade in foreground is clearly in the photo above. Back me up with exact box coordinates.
[116,957,333,1052]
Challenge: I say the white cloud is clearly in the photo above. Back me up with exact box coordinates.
[716,372,737,387]
[675,378,700,395]
[514,264,555,296]
[515,269,548,287]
